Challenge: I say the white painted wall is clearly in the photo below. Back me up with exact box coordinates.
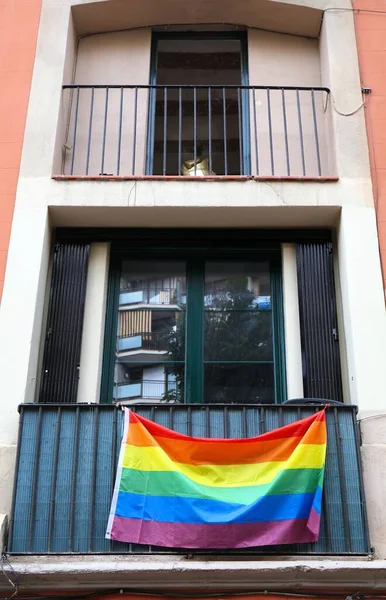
[77,243,110,403]
[337,207,386,412]
[282,244,303,399]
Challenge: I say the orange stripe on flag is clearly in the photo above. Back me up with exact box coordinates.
[127,421,326,465]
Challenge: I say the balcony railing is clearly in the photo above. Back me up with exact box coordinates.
[114,379,179,401]
[119,288,181,306]
[8,403,369,555]
[117,332,168,353]
[61,85,333,178]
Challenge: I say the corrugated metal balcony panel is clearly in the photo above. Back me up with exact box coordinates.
[8,404,370,555]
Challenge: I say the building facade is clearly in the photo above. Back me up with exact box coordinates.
[354,2,386,296]
[1,0,386,594]
[0,0,41,297]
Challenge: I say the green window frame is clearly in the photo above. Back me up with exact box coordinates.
[146,31,251,176]
[100,245,286,405]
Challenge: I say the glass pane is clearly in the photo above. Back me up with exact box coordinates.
[152,38,244,176]
[114,260,186,404]
[204,262,271,309]
[114,363,184,404]
[119,261,186,308]
[204,364,274,404]
[204,310,273,361]
[117,309,186,361]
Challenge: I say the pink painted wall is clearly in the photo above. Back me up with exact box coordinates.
[354,2,386,295]
[0,0,42,298]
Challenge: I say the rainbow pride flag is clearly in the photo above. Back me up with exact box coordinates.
[106,408,327,549]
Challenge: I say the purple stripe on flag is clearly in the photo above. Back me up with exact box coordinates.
[109,515,319,549]
[307,506,321,536]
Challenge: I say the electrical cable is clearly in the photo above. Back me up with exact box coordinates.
[3,590,386,600]
[0,555,19,600]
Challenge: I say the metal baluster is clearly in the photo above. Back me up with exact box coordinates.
[88,408,99,552]
[296,89,306,176]
[193,87,197,175]
[28,406,43,552]
[70,87,80,175]
[100,88,109,175]
[237,87,243,175]
[132,87,138,176]
[68,407,80,552]
[223,87,228,175]
[321,481,332,553]
[311,89,322,176]
[208,87,212,175]
[260,406,266,435]
[333,407,351,552]
[252,88,259,176]
[282,89,290,176]
[47,407,62,552]
[85,88,94,176]
[109,406,118,551]
[224,406,229,438]
[178,87,182,175]
[353,408,372,553]
[242,405,248,438]
[267,88,274,176]
[206,405,211,437]
[163,87,167,176]
[117,87,123,175]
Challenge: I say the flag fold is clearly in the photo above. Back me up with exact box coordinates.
[106,408,327,549]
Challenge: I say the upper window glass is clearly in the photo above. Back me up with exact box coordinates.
[149,34,248,176]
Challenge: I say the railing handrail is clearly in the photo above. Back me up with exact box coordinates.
[18,401,355,410]
[63,84,331,93]
[115,379,176,386]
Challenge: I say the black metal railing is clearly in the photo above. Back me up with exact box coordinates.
[61,85,332,178]
[8,403,370,555]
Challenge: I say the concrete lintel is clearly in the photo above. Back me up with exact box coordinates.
[3,556,386,592]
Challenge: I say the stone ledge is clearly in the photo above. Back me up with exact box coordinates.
[2,556,386,592]
[52,175,340,183]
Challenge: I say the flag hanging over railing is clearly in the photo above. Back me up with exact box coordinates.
[106,408,327,549]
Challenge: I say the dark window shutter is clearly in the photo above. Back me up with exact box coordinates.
[296,242,343,402]
[39,242,90,404]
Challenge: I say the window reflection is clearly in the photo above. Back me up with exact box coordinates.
[115,262,186,404]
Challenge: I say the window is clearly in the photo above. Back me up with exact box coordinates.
[147,32,250,176]
[102,248,286,404]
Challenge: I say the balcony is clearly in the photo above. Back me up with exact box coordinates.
[8,403,369,555]
[59,85,333,179]
[114,379,179,402]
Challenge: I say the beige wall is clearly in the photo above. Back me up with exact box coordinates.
[63,30,151,175]
[248,29,327,176]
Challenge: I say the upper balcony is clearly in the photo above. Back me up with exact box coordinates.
[59,84,332,180]
[54,30,336,183]
[8,403,370,556]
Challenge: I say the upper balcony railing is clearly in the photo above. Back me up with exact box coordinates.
[8,403,369,555]
[60,85,333,178]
